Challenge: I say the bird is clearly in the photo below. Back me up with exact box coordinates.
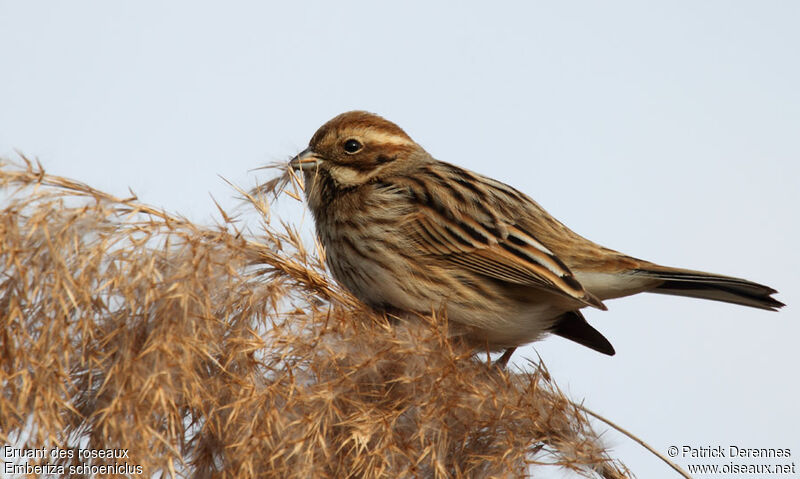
[288,111,784,366]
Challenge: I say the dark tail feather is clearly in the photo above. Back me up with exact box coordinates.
[635,267,785,311]
[551,311,615,356]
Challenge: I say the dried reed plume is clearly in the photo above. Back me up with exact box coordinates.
[1,157,633,478]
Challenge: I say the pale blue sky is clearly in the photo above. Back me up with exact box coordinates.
[1,1,798,477]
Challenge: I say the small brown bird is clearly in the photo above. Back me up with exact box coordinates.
[289,111,783,364]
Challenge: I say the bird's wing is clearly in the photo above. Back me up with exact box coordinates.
[398,166,606,310]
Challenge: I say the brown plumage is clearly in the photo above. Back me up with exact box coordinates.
[289,111,784,362]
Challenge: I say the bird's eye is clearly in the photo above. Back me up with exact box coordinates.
[343,139,363,154]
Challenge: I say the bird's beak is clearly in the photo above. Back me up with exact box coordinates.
[289,148,322,171]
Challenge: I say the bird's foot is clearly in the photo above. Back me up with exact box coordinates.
[493,347,517,370]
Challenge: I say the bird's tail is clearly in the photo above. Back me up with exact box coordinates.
[634,266,784,311]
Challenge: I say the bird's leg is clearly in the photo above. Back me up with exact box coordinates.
[494,347,517,369]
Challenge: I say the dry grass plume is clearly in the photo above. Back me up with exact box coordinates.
[0,157,632,478]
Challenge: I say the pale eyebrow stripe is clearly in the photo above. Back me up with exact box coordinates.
[365,131,415,147]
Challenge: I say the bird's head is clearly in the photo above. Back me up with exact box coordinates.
[290,111,428,188]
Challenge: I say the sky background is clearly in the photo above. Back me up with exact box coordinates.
[2,1,798,477]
